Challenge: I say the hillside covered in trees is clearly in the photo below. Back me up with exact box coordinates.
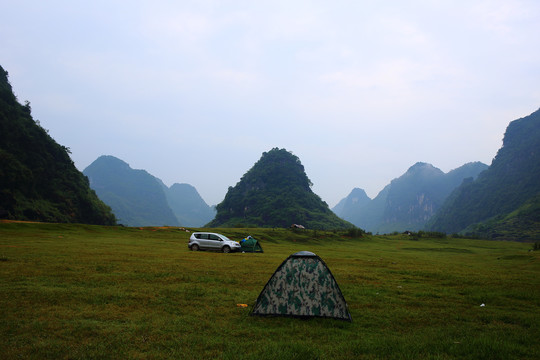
[208,148,352,229]
[0,65,116,224]
[427,108,540,240]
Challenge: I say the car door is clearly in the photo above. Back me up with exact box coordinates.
[197,233,211,249]
[208,234,222,250]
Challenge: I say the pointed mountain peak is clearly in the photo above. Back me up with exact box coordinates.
[89,155,131,171]
[403,162,443,178]
[348,188,371,201]
[208,148,351,229]
[408,162,436,171]
[242,147,313,189]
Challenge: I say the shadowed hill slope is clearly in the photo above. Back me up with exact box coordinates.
[0,65,116,224]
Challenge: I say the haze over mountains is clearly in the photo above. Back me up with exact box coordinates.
[74,107,540,237]
[1,62,539,240]
[331,107,540,240]
[426,108,540,240]
[332,162,488,233]
[162,183,216,227]
[83,156,215,227]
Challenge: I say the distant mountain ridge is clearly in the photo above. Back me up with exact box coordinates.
[333,162,488,233]
[84,156,179,226]
[208,148,353,229]
[427,108,540,240]
[163,182,216,227]
[6,57,536,238]
[0,65,116,224]
[84,156,215,227]
[332,188,371,223]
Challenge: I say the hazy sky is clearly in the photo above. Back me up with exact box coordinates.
[2,1,539,206]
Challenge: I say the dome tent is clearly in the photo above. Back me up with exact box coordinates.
[240,235,263,253]
[250,251,351,321]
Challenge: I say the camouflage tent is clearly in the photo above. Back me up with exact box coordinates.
[250,251,351,321]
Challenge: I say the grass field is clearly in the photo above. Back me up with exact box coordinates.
[1,222,539,359]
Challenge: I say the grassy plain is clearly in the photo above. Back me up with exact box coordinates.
[1,222,539,359]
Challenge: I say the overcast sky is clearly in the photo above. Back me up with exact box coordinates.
[2,1,539,207]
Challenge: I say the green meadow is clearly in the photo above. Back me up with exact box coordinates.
[1,222,539,359]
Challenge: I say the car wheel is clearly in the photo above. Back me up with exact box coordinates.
[191,244,199,251]
[222,246,231,253]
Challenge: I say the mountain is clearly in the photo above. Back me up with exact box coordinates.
[427,108,540,240]
[331,188,371,224]
[207,148,353,229]
[0,65,116,224]
[464,193,540,241]
[334,162,488,233]
[163,183,216,227]
[83,156,179,227]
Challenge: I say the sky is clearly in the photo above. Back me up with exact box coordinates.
[2,0,540,207]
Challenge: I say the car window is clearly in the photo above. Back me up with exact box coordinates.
[195,233,201,239]
[209,234,219,241]
[200,233,209,239]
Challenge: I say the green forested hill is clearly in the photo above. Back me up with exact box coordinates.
[464,193,540,241]
[427,108,540,239]
[0,65,116,224]
[208,148,353,229]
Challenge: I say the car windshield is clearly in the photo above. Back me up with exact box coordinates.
[219,234,231,241]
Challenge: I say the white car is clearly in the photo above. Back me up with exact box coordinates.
[188,232,241,253]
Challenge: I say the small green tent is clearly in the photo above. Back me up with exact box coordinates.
[250,251,351,321]
[240,236,263,253]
